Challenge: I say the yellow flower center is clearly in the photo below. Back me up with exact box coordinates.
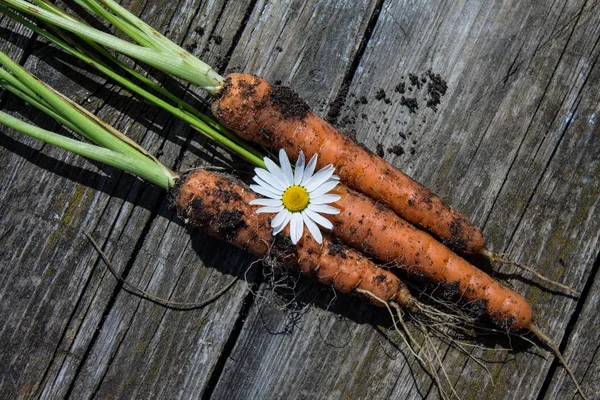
[282,185,310,212]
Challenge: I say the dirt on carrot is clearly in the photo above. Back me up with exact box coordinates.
[175,169,413,308]
[326,183,532,331]
[211,73,484,255]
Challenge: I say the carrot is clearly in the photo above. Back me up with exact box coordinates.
[176,169,587,400]
[327,183,533,331]
[174,169,413,309]
[211,73,484,255]
[211,73,578,295]
[1,35,585,397]
[175,169,466,400]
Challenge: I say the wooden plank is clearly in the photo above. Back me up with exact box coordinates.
[333,1,600,399]
[0,14,145,399]
[545,258,600,400]
[37,1,258,398]
[208,0,438,398]
[224,0,378,112]
[1,0,599,399]
[209,0,600,399]
[0,0,254,398]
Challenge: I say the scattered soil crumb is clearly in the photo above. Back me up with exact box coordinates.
[375,89,391,104]
[409,73,422,89]
[395,82,406,94]
[400,96,419,113]
[186,42,198,52]
[345,129,357,141]
[376,143,385,158]
[355,95,368,105]
[339,114,356,129]
[388,145,405,156]
[426,70,448,111]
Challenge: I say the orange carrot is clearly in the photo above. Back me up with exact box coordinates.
[175,169,413,308]
[175,169,469,398]
[327,183,533,331]
[175,169,587,399]
[211,73,484,255]
[212,73,578,296]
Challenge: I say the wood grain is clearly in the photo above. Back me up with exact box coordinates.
[0,1,598,399]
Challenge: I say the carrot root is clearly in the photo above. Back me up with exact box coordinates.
[356,289,457,400]
[528,324,588,400]
[480,249,580,296]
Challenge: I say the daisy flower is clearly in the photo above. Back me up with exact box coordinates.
[249,149,341,244]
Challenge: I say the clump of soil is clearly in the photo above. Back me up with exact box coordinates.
[400,96,419,114]
[376,143,385,158]
[270,85,311,119]
[395,82,406,94]
[375,89,391,104]
[217,209,247,240]
[387,144,405,156]
[409,73,422,89]
[425,70,448,112]
[327,238,347,259]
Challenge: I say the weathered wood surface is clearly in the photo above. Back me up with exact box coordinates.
[0,1,599,399]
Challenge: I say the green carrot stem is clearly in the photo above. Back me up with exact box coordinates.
[0,49,177,184]
[0,51,151,163]
[0,110,174,189]
[0,69,87,136]
[0,3,265,167]
[1,0,223,92]
[70,0,158,49]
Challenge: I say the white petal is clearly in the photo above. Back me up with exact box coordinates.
[252,176,283,196]
[255,167,287,191]
[289,212,304,244]
[250,184,281,199]
[249,198,282,207]
[279,149,295,186]
[264,157,289,188]
[301,211,322,244]
[304,165,335,191]
[308,179,339,198]
[308,203,340,215]
[255,205,285,214]
[304,208,334,229]
[310,194,341,204]
[294,151,305,185]
[272,210,292,235]
[301,153,318,185]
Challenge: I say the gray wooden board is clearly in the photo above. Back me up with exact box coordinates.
[0,1,598,399]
